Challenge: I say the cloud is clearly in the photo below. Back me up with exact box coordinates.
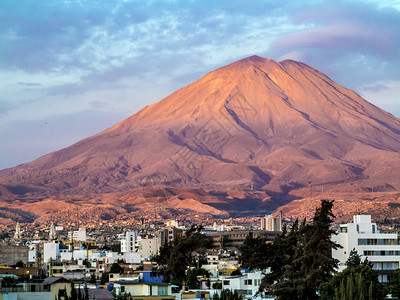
[18,82,42,87]
[1,0,400,169]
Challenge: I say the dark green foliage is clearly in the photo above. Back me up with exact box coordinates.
[230,269,242,276]
[239,232,272,271]
[109,262,123,274]
[100,272,109,285]
[84,283,89,300]
[70,281,78,300]
[152,225,211,286]
[220,235,229,250]
[259,199,341,300]
[319,264,388,300]
[1,276,18,287]
[89,272,96,283]
[15,260,24,267]
[212,289,243,300]
[345,248,362,268]
[186,267,210,288]
[213,281,222,289]
[111,243,121,253]
[390,269,400,298]
[77,286,82,300]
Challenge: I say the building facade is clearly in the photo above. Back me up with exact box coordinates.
[332,215,400,283]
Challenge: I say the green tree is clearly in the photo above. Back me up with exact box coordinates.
[239,232,272,271]
[15,260,24,267]
[186,267,210,288]
[345,248,362,268]
[70,281,78,300]
[84,283,89,300]
[220,235,229,250]
[1,276,18,287]
[109,262,123,274]
[259,200,341,300]
[230,269,241,276]
[152,225,211,287]
[319,264,388,300]
[390,269,400,298]
[100,272,109,285]
[77,286,82,300]
[111,243,121,253]
[212,289,243,300]
[89,272,96,283]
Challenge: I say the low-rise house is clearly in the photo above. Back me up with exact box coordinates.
[113,280,174,300]
[221,272,265,299]
[0,277,71,300]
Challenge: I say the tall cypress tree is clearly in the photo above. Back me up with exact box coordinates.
[259,200,340,300]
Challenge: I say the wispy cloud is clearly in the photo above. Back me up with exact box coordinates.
[0,0,400,169]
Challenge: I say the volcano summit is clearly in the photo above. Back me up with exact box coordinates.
[2,56,400,222]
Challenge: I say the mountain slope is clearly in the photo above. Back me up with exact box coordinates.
[2,55,400,218]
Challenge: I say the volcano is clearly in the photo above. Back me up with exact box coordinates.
[2,55,400,222]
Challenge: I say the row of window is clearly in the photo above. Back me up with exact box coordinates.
[364,250,400,256]
[224,279,262,286]
[358,238,397,245]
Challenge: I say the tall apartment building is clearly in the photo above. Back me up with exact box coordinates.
[158,227,182,247]
[332,215,400,283]
[260,212,282,231]
[121,231,137,253]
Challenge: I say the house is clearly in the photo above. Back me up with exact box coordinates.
[332,215,400,283]
[113,280,174,300]
[221,271,265,299]
[0,277,71,300]
[43,277,72,300]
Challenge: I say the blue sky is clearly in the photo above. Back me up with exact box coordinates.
[1,0,400,170]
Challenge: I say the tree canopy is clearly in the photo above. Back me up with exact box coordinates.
[239,232,272,271]
[152,225,211,286]
[259,199,341,300]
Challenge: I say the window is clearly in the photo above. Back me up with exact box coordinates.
[244,279,252,285]
[158,285,168,296]
[121,286,125,293]
[372,225,376,233]
[223,281,230,285]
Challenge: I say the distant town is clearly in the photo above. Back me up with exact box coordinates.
[1,201,400,299]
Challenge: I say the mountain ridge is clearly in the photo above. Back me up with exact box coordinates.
[2,55,400,222]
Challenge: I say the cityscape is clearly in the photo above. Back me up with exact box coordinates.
[2,0,400,299]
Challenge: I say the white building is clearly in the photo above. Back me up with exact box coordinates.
[121,231,137,253]
[137,236,160,259]
[260,213,282,231]
[221,272,268,299]
[67,227,87,242]
[332,215,400,283]
[43,242,60,263]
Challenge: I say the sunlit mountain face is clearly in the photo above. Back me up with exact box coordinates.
[2,56,400,223]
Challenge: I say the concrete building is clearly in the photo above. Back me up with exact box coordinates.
[43,242,60,263]
[121,231,137,253]
[0,245,28,266]
[207,230,279,250]
[260,213,282,231]
[158,227,182,247]
[332,215,400,283]
[137,236,161,259]
[221,271,266,299]
[67,228,87,242]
